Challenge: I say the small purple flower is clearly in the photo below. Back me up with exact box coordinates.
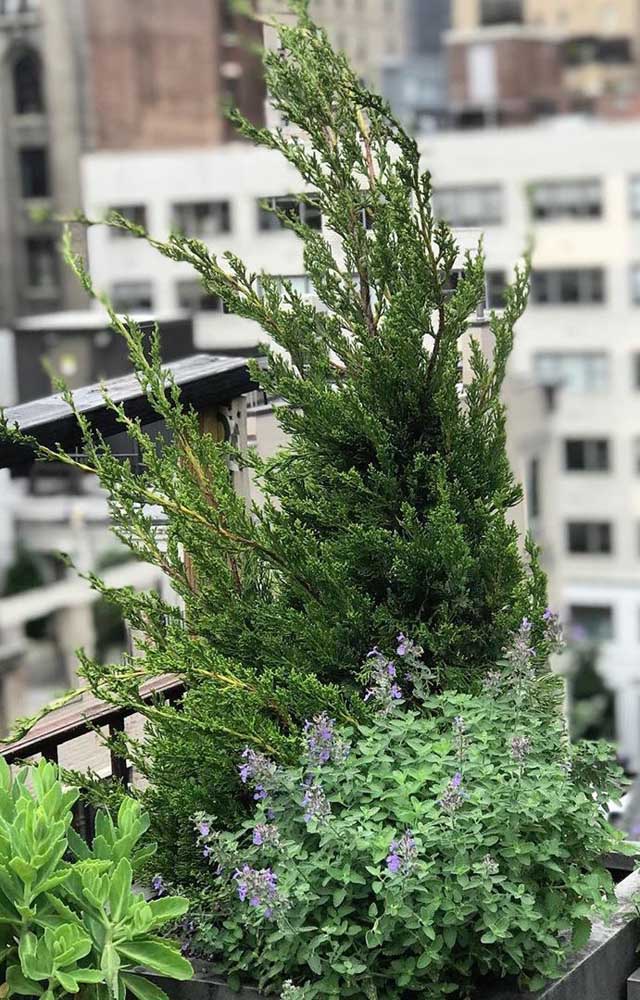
[386,830,418,876]
[239,747,278,800]
[439,773,465,815]
[253,823,280,848]
[233,865,279,918]
[302,780,331,824]
[396,633,409,657]
[151,875,166,897]
[364,648,404,713]
[198,820,210,837]
[303,713,350,768]
[542,608,565,652]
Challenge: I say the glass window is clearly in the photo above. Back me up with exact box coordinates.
[486,270,507,309]
[13,49,43,114]
[108,204,147,237]
[25,236,57,289]
[567,521,612,554]
[480,0,523,25]
[432,185,503,227]
[534,352,609,392]
[257,194,323,232]
[530,268,605,305]
[172,201,230,238]
[19,146,49,198]
[564,439,609,471]
[111,281,153,312]
[569,604,613,640]
[530,179,602,220]
[176,280,228,313]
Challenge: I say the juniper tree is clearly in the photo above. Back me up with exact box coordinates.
[1,1,552,880]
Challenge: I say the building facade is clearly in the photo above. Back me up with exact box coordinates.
[84,0,265,151]
[0,0,89,326]
[448,0,640,124]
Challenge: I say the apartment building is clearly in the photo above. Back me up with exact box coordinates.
[447,0,640,125]
[0,0,90,326]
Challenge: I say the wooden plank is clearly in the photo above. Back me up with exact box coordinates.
[1,675,183,764]
[0,354,262,469]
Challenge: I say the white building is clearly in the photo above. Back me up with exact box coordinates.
[82,120,640,763]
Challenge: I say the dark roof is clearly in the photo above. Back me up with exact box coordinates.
[0,353,259,470]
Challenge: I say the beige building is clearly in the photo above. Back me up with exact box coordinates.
[450,0,640,106]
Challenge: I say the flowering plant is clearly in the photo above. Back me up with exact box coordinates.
[188,623,628,999]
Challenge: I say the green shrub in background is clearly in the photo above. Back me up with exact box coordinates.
[191,625,628,999]
[0,759,192,999]
[1,0,558,884]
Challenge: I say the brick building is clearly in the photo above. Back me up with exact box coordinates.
[85,0,265,151]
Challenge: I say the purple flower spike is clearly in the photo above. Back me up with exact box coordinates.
[238,748,278,801]
[439,773,466,815]
[233,865,279,919]
[386,830,418,875]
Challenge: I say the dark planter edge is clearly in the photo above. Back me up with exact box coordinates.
[144,869,640,1000]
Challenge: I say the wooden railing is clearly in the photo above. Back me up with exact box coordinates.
[1,674,184,784]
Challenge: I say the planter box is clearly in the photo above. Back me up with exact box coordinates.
[146,870,640,1000]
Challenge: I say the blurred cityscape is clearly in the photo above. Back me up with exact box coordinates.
[0,0,639,777]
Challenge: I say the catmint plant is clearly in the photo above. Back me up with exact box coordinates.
[301,779,331,825]
[239,747,279,801]
[386,831,418,876]
[363,647,403,713]
[196,689,627,1000]
[253,823,281,848]
[303,712,350,767]
[234,865,281,919]
[396,632,434,702]
[438,771,466,816]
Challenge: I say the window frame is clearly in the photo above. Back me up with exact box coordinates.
[432,184,503,227]
[566,520,612,555]
[110,280,154,313]
[530,268,605,306]
[257,194,323,233]
[564,438,610,472]
[529,178,602,221]
[171,200,231,238]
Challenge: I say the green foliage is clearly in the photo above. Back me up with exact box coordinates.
[0,758,192,999]
[191,679,627,999]
[2,2,547,878]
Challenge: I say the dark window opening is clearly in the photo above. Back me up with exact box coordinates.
[25,236,57,289]
[19,146,49,198]
[480,0,523,25]
[567,521,612,554]
[111,281,153,312]
[569,604,613,641]
[565,439,609,472]
[531,268,604,305]
[108,204,147,236]
[177,280,230,313]
[13,48,44,114]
